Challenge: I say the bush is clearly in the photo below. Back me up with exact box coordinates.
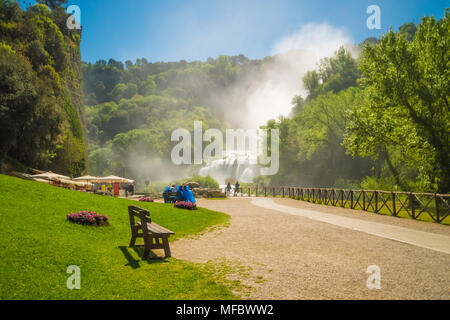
[360,175,400,191]
[334,178,361,189]
[191,174,219,189]
[174,201,197,210]
[66,211,109,226]
[139,197,154,202]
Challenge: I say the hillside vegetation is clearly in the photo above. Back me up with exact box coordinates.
[0,0,87,176]
[83,54,269,184]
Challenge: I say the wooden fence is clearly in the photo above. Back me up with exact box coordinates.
[242,186,450,224]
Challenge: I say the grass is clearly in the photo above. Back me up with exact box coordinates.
[0,174,238,300]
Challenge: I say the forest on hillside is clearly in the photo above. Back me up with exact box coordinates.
[82,54,261,182]
[0,0,87,176]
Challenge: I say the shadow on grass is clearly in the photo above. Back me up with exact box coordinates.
[119,246,168,269]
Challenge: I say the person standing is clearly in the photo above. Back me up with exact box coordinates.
[176,185,183,201]
[163,186,170,203]
[226,182,232,197]
[234,181,240,196]
[129,184,134,196]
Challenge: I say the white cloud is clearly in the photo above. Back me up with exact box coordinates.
[239,23,354,128]
[272,23,353,58]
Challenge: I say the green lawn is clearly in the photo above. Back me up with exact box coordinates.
[0,175,236,300]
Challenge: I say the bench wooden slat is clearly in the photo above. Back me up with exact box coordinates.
[138,222,174,235]
[147,223,175,235]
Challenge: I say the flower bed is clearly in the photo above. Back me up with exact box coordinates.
[66,211,109,226]
[139,197,154,202]
[174,201,197,210]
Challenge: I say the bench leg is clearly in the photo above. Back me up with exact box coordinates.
[142,237,151,260]
[129,235,136,247]
[162,237,171,258]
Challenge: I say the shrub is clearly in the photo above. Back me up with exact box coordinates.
[66,211,109,226]
[139,197,154,202]
[192,174,219,189]
[174,201,197,210]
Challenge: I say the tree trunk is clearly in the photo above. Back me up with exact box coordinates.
[382,150,408,191]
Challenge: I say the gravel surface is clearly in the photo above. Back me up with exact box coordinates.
[171,198,450,299]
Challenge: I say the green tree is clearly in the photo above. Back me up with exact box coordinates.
[318,47,361,94]
[398,22,417,41]
[35,0,67,10]
[301,47,360,101]
[302,71,320,97]
[1,1,86,175]
[344,11,450,193]
[0,44,39,160]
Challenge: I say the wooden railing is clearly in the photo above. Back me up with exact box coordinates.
[242,186,450,224]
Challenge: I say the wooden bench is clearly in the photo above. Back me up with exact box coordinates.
[128,206,175,259]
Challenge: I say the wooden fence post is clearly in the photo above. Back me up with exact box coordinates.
[363,191,366,211]
[375,191,379,213]
[409,193,416,219]
[435,194,440,223]
[350,190,354,209]
[392,192,396,216]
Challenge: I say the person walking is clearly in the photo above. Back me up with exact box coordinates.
[226,182,232,197]
[234,181,240,196]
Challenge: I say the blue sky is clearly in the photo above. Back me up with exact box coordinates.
[33,0,450,63]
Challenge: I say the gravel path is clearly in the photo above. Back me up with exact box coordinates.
[171,198,450,299]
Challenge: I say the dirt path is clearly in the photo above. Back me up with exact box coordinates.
[253,198,450,254]
[171,198,450,299]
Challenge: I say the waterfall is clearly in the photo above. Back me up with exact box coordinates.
[198,150,259,184]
